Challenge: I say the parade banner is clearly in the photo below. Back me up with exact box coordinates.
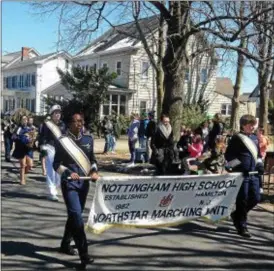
[87,173,243,234]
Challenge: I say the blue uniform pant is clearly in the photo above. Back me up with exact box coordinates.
[61,179,90,257]
[4,136,13,160]
[234,176,260,227]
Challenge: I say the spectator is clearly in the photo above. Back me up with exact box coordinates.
[257,127,269,160]
[146,111,157,162]
[127,113,140,167]
[138,112,150,149]
[188,134,204,158]
[102,116,113,154]
[194,121,209,151]
[208,113,224,150]
[177,128,193,159]
[151,114,174,175]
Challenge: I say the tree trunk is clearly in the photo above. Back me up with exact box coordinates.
[162,1,189,141]
[156,69,164,119]
[156,12,165,119]
[230,37,247,130]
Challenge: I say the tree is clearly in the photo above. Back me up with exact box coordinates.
[45,66,117,128]
[30,1,274,140]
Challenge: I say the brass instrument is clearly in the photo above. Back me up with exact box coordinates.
[24,128,38,148]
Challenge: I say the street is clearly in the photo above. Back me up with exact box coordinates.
[1,150,274,271]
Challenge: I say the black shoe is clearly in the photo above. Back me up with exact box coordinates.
[237,227,252,238]
[79,255,94,270]
[59,245,78,255]
[230,212,240,231]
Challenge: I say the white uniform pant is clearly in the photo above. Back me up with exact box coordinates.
[45,145,60,197]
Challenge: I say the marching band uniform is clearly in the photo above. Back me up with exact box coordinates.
[12,119,34,185]
[40,105,66,201]
[53,130,97,269]
[2,120,16,162]
[225,131,263,238]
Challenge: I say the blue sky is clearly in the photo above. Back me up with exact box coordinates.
[2,1,257,93]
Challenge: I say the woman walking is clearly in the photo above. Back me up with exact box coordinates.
[12,116,34,185]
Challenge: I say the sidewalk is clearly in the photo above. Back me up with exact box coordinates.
[1,156,274,270]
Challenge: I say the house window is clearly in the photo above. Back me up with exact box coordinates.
[221,104,232,115]
[111,94,118,114]
[17,97,21,108]
[85,65,89,71]
[120,95,126,115]
[26,99,30,110]
[11,76,17,88]
[102,94,127,116]
[4,99,8,112]
[7,77,12,89]
[141,61,149,78]
[102,63,108,68]
[103,95,110,115]
[139,100,147,114]
[4,77,7,88]
[19,75,24,88]
[93,63,97,71]
[21,99,24,108]
[65,59,69,70]
[185,68,190,82]
[31,99,35,112]
[116,61,122,76]
[31,73,36,86]
[200,68,208,83]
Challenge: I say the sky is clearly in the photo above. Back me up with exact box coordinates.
[2,1,258,93]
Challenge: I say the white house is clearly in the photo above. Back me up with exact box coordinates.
[3,18,254,121]
[71,16,218,117]
[208,77,256,124]
[1,47,72,115]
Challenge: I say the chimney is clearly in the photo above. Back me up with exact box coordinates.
[21,47,30,61]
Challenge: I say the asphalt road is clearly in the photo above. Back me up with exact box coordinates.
[1,154,274,271]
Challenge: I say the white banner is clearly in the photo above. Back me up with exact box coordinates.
[87,173,243,234]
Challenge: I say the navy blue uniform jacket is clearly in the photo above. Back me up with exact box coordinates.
[53,133,97,178]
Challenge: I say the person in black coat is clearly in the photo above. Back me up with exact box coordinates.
[208,113,224,150]
[150,114,174,175]
[177,128,193,159]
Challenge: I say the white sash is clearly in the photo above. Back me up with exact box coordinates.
[237,133,258,164]
[58,136,92,176]
[45,120,62,139]
[45,120,92,176]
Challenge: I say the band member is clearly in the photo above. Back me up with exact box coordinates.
[12,116,34,185]
[40,105,66,201]
[38,116,50,176]
[225,115,264,238]
[53,112,99,270]
[27,116,38,170]
[2,115,16,162]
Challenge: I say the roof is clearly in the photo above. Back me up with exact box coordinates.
[41,81,135,96]
[215,77,252,103]
[249,85,260,98]
[215,77,234,98]
[1,51,21,64]
[3,51,72,70]
[76,16,159,57]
